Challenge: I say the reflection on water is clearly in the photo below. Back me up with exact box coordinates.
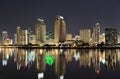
[0,48,120,79]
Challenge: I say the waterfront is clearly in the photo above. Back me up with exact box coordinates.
[0,48,120,79]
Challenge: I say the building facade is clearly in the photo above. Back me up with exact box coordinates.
[66,34,72,41]
[92,23,100,44]
[105,28,117,45]
[80,29,91,43]
[16,26,28,45]
[54,15,66,43]
[35,19,46,44]
[99,33,105,43]
[2,31,8,45]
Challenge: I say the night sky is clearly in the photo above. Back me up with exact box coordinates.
[0,0,120,39]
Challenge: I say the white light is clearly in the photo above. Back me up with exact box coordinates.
[73,53,80,61]
[102,33,105,35]
[60,75,64,79]
[101,58,105,64]
[60,16,64,19]
[96,23,99,25]
[38,73,44,79]
[2,60,7,66]
[2,31,7,34]
[38,19,44,22]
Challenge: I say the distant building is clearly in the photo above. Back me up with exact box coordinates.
[2,31,13,45]
[73,35,80,40]
[92,23,100,44]
[99,33,105,43]
[16,26,28,45]
[66,34,72,41]
[14,34,17,44]
[28,35,36,44]
[35,19,46,44]
[80,29,91,43]
[118,35,120,44]
[105,28,117,45]
[54,15,66,43]
[2,31,8,45]
[28,28,36,44]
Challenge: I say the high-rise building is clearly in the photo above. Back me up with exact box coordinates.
[28,28,36,44]
[92,23,100,44]
[2,31,8,45]
[105,28,117,45]
[14,34,17,44]
[99,33,105,43]
[28,35,36,44]
[118,35,120,44]
[2,31,13,45]
[35,19,46,44]
[16,26,28,45]
[54,15,66,43]
[22,30,28,45]
[80,29,91,43]
[16,26,21,44]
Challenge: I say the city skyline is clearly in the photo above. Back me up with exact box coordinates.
[1,16,120,45]
[0,0,120,39]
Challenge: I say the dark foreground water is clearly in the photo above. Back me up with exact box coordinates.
[0,48,120,79]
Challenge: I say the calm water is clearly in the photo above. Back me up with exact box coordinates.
[0,48,120,79]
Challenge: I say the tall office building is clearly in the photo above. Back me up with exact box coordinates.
[16,26,28,45]
[2,31,8,45]
[2,31,13,45]
[80,29,91,43]
[35,19,46,44]
[16,26,21,44]
[118,35,120,43]
[28,28,36,44]
[105,28,117,45]
[92,23,100,44]
[14,34,17,44]
[99,33,105,43]
[54,15,66,43]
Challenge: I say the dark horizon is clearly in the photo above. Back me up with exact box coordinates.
[0,0,120,39]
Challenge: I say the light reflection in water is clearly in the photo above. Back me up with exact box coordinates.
[0,48,120,79]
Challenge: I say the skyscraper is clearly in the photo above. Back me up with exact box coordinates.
[92,23,100,44]
[35,19,46,44]
[54,15,66,43]
[2,31,8,45]
[80,29,91,43]
[16,26,28,45]
[2,31,8,44]
[105,28,118,45]
[28,28,36,44]
[16,26,21,45]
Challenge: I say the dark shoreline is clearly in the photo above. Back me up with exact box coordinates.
[0,45,120,49]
